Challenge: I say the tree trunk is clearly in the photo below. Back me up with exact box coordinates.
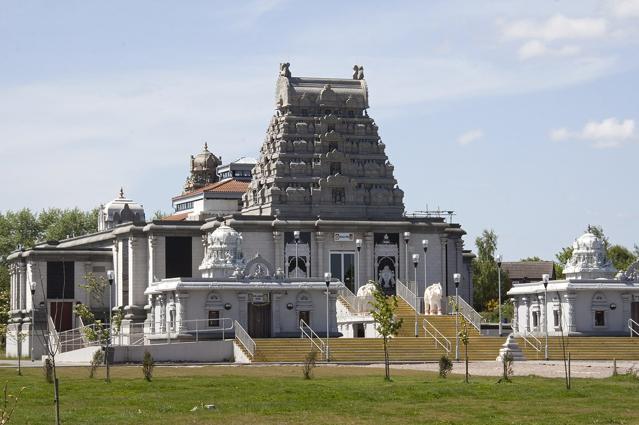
[464,344,469,384]
[383,336,390,381]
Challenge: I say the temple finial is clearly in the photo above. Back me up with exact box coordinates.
[119,187,124,198]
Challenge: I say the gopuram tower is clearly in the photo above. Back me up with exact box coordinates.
[242,63,405,219]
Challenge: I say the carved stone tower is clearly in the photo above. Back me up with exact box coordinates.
[183,143,222,193]
[242,64,404,219]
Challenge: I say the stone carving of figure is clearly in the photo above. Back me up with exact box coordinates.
[353,65,364,80]
[424,283,443,315]
[357,282,377,297]
[279,62,291,78]
[252,264,268,278]
[379,266,395,289]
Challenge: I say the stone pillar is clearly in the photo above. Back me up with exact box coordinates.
[363,232,374,284]
[9,264,15,312]
[455,239,465,301]
[150,295,156,333]
[272,293,282,336]
[316,232,325,277]
[127,236,148,319]
[158,295,166,333]
[511,297,519,334]
[273,231,284,273]
[18,263,26,311]
[237,293,249,328]
[622,293,631,324]
[175,293,188,334]
[564,293,577,333]
[522,297,530,332]
[538,294,546,335]
[329,291,338,334]
[148,235,158,284]
[439,236,448,303]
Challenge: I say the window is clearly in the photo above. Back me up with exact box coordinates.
[532,311,539,328]
[330,252,355,293]
[594,310,605,327]
[332,188,345,204]
[165,237,193,278]
[208,310,220,327]
[46,262,75,299]
[553,310,560,328]
[176,201,194,212]
[298,310,310,326]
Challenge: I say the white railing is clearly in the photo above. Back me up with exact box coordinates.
[519,331,542,356]
[422,318,451,353]
[144,318,234,343]
[448,296,482,331]
[337,286,374,314]
[629,319,639,337]
[56,323,104,353]
[234,320,256,357]
[299,319,326,354]
[47,316,61,354]
[113,323,145,346]
[396,279,419,313]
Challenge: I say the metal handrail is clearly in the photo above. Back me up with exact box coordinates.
[234,320,256,357]
[520,331,542,354]
[422,318,451,353]
[337,286,374,314]
[146,318,234,342]
[299,319,325,354]
[448,295,482,331]
[47,315,61,355]
[396,279,419,312]
[629,319,639,337]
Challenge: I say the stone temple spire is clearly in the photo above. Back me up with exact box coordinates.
[183,143,222,193]
[241,64,404,219]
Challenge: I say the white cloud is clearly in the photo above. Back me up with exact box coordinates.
[550,118,636,148]
[457,129,484,146]
[518,40,580,60]
[611,0,639,18]
[502,14,608,41]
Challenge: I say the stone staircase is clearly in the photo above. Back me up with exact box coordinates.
[395,298,481,338]
[517,336,639,360]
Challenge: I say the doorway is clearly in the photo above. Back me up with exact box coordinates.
[248,303,271,338]
[330,252,355,293]
[50,301,73,332]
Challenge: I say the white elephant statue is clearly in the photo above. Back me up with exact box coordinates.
[424,283,443,315]
[357,282,377,297]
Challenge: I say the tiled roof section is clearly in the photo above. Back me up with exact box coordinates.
[161,212,189,221]
[502,261,555,282]
[173,179,250,201]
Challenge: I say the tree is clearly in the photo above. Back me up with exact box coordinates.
[607,245,637,271]
[520,257,542,262]
[369,281,403,381]
[472,229,509,312]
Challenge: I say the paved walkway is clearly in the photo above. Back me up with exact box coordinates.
[362,360,639,378]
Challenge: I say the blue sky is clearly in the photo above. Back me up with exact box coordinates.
[1,0,638,261]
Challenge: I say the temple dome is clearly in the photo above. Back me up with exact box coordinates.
[183,143,221,193]
[192,143,220,171]
[98,188,146,231]
[564,229,616,280]
[199,223,244,277]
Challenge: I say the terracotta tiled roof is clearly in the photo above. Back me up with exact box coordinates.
[172,179,250,201]
[161,212,189,221]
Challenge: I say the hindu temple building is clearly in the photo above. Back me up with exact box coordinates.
[509,229,639,336]
[5,64,475,360]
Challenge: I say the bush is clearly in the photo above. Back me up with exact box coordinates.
[438,355,453,378]
[89,349,104,379]
[142,351,154,382]
[302,350,318,380]
[498,352,514,383]
[43,359,53,384]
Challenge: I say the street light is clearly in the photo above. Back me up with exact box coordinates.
[355,239,362,293]
[293,231,300,278]
[422,239,428,306]
[542,273,549,360]
[496,254,503,337]
[454,272,461,361]
[106,270,115,383]
[30,281,36,361]
[324,272,332,362]
[403,231,410,287]
[412,254,420,337]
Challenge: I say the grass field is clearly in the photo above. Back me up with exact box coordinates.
[0,364,637,424]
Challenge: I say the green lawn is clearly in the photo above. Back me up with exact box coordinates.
[0,365,637,424]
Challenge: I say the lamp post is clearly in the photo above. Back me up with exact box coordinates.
[30,281,36,361]
[355,239,362,293]
[454,273,461,361]
[324,272,332,362]
[412,254,419,337]
[293,231,300,278]
[542,273,549,360]
[403,231,410,288]
[496,254,503,337]
[106,270,114,383]
[422,239,428,304]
